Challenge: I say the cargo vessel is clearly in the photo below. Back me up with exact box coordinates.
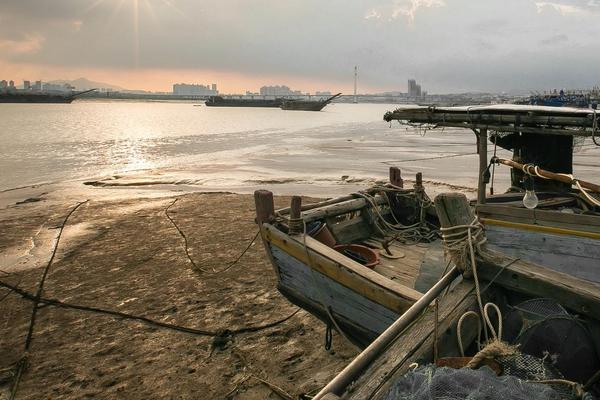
[0,89,96,104]
[205,96,283,107]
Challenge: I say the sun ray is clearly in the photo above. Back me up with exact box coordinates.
[132,0,140,68]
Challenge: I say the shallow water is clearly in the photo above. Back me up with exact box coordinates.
[1,100,598,196]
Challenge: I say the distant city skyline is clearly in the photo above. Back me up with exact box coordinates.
[1,0,599,94]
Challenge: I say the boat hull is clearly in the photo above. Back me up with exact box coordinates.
[280,101,328,111]
[0,93,74,103]
[205,97,283,107]
[270,244,400,348]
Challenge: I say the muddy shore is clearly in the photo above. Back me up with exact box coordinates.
[0,192,358,399]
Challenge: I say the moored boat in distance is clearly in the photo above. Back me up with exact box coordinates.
[280,93,342,111]
[205,95,283,107]
[0,89,96,104]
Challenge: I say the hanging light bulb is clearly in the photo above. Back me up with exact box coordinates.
[522,175,538,209]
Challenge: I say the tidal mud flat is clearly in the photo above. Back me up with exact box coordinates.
[0,192,357,399]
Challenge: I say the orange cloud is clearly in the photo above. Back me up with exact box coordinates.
[0,34,45,55]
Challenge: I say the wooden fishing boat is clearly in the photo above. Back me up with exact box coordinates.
[280,93,342,111]
[254,104,600,399]
[254,174,446,348]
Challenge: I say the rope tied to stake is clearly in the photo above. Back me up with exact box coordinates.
[439,218,486,277]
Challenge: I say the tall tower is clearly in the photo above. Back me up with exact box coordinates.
[353,65,358,104]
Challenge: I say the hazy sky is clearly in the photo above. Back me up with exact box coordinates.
[1,0,599,94]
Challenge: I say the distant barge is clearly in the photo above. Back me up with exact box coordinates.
[0,89,96,104]
[280,93,342,111]
[205,96,283,107]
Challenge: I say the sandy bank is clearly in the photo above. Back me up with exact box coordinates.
[0,192,357,399]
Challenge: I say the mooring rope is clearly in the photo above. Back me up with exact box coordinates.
[9,200,88,400]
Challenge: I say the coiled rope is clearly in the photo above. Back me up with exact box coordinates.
[440,219,503,353]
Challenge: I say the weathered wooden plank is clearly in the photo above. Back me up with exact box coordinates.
[262,224,421,312]
[344,280,478,399]
[477,203,600,230]
[272,246,399,338]
[302,198,372,223]
[414,240,447,292]
[481,217,600,240]
[477,249,600,320]
[485,224,600,282]
[303,235,423,302]
[327,215,373,244]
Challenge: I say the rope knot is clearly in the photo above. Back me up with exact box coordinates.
[440,218,486,278]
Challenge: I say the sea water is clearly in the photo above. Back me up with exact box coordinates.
[1,100,598,196]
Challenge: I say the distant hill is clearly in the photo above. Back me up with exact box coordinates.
[48,77,125,91]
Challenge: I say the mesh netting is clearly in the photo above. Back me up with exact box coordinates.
[383,365,563,400]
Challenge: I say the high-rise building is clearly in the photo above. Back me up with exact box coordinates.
[32,81,42,91]
[408,79,424,97]
[172,83,218,96]
[0,80,7,90]
[23,80,31,90]
[259,85,302,96]
[9,80,15,89]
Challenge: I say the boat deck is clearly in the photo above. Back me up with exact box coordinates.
[362,239,444,292]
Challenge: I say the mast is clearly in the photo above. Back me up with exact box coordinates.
[353,66,358,104]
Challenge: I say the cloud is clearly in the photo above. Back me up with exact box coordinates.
[535,1,600,15]
[539,33,569,45]
[364,9,382,19]
[0,34,44,55]
[366,0,445,23]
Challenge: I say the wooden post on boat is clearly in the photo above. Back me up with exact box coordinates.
[254,190,283,280]
[415,172,423,188]
[254,190,275,225]
[389,167,403,188]
[477,129,488,204]
[289,196,303,235]
[434,193,477,277]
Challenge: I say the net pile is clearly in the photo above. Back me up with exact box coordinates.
[383,364,563,400]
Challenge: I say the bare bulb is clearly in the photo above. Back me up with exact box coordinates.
[523,190,538,209]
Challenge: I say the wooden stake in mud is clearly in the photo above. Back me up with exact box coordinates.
[289,196,303,235]
[478,129,488,204]
[389,167,403,188]
[254,190,275,225]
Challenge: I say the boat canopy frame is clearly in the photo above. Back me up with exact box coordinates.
[384,104,600,205]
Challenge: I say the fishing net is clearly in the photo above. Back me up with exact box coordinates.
[383,299,599,400]
[382,363,565,400]
[504,298,600,395]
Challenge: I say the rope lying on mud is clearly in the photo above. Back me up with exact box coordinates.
[9,200,88,400]
[165,198,261,274]
[3,198,292,399]
[0,279,300,338]
[165,198,209,272]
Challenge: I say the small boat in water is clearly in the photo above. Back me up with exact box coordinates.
[205,96,283,107]
[0,89,96,104]
[254,104,600,399]
[280,93,342,111]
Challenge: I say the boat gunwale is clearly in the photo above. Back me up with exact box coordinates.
[261,223,423,313]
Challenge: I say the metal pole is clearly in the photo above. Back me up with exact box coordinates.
[313,266,460,399]
[354,66,358,104]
